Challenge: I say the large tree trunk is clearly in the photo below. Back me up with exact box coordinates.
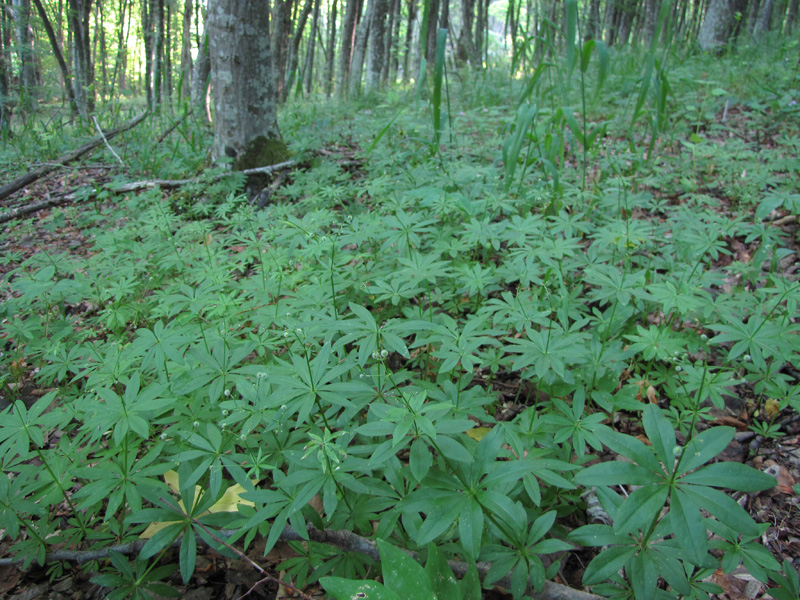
[337,0,360,96]
[349,0,373,96]
[365,0,388,91]
[191,22,210,110]
[402,0,415,82]
[32,0,78,114]
[271,0,294,102]
[12,0,37,113]
[585,0,601,39]
[324,0,337,96]
[754,0,775,35]
[303,0,320,94]
[109,0,129,96]
[208,0,287,169]
[283,0,314,101]
[0,18,11,133]
[180,0,192,99]
[153,0,165,106]
[698,0,736,50]
[68,0,94,117]
[787,0,799,32]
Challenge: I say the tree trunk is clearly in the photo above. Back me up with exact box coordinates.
[787,0,799,32]
[109,0,128,95]
[303,0,320,94]
[381,0,397,84]
[585,0,601,39]
[349,0,373,96]
[32,0,78,114]
[424,0,438,62]
[754,0,775,34]
[271,0,294,102]
[284,0,314,101]
[473,0,483,66]
[0,17,11,133]
[324,0,337,96]
[68,0,94,117]
[365,0,388,91]
[337,0,360,96]
[698,0,735,50]
[455,0,473,65]
[153,0,165,106]
[207,0,287,169]
[643,0,659,44]
[402,0,415,81]
[191,13,210,110]
[12,0,37,112]
[180,0,192,99]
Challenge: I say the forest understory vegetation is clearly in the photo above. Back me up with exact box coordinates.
[1,38,800,600]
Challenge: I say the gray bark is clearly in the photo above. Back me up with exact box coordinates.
[698,0,735,50]
[338,0,360,96]
[324,0,337,96]
[787,0,799,32]
[12,0,37,112]
[68,0,94,117]
[754,0,775,34]
[349,0,373,96]
[585,0,601,40]
[190,27,210,110]
[365,0,388,91]
[180,0,192,99]
[402,0,415,81]
[208,0,283,166]
[284,0,314,101]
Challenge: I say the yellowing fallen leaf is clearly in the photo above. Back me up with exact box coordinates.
[139,471,255,539]
[466,427,491,441]
[764,398,780,419]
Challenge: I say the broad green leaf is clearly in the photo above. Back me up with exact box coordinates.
[680,462,776,491]
[680,485,760,537]
[669,488,707,564]
[676,427,734,474]
[426,543,460,600]
[642,404,676,474]
[574,460,662,487]
[613,483,669,535]
[595,426,664,475]
[583,545,637,585]
[321,577,403,600]
[378,539,435,599]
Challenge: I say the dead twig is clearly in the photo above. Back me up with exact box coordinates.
[92,115,125,167]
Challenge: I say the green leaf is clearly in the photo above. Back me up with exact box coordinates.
[583,545,637,585]
[179,526,197,583]
[321,577,404,600]
[574,460,662,487]
[680,462,776,491]
[460,563,482,600]
[641,404,676,474]
[426,543,460,600]
[595,426,664,475]
[410,438,433,482]
[378,539,435,599]
[676,427,734,474]
[669,488,707,564]
[613,483,669,535]
[680,485,760,537]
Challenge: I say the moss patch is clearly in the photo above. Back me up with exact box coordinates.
[233,135,291,171]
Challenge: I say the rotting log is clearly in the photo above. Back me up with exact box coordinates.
[0,111,149,202]
[0,160,297,225]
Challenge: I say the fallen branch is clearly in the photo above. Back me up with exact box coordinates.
[0,111,148,202]
[92,116,125,167]
[0,524,601,600]
[0,160,297,225]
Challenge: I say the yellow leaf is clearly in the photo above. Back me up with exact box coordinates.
[466,427,491,441]
[764,398,780,419]
[139,472,256,539]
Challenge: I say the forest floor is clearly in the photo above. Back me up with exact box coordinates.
[2,46,800,600]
